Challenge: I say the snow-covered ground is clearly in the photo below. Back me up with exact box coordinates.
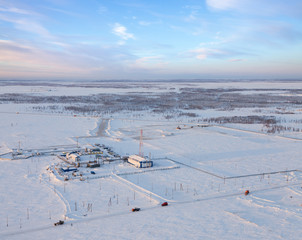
[1,81,302,239]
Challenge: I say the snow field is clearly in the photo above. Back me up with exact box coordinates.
[0,157,64,232]
[0,109,96,153]
[2,82,302,239]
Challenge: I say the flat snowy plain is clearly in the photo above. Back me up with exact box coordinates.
[1,81,302,239]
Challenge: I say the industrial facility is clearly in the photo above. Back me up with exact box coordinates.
[128,155,153,168]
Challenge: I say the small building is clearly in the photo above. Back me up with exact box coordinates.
[128,155,153,168]
[61,167,78,173]
[87,163,101,168]
[68,153,80,162]
[84,147,102,155]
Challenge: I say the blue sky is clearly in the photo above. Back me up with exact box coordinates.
[0,0,302,80]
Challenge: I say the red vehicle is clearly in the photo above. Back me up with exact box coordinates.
[132,207,140,212]
[161,202,168,207]
[244,190,250,196]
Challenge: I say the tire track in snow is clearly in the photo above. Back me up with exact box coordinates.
[2,180,302,238]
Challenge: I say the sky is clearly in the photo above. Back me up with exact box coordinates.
[0,0,302,81]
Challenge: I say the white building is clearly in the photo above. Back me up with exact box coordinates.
[67,153,80,162]
[128,155,153,168]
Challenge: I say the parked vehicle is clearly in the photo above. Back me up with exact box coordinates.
[54,220,64,226]
[161,202,168,207]
[132,207,140,212]
[245,190,250,196]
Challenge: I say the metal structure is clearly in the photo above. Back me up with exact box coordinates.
[139,129,144,157]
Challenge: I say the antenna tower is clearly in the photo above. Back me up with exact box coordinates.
[139,129,144,157]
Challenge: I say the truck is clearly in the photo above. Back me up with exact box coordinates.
[54,220,64,226]
[132,207,140,212]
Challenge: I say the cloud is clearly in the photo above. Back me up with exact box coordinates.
[230,19,302,48]
[112,23,135,40]
[138,20,162,26]
[49,41,70,48]
[98,5,108,14]
[0,1,40,17]
[0,39,140,80]
[0,11,52,39]
[135,56,163,64]
[16,19,52,38]
[262,23,302,43]
[184,10,198,22]
[184,5,201,10]
[228,58,244,62]
[186,48,225,60]
[206,0,240,10]
[0,40,82,71]
[43,6,82,17]
[0,6,32,15]
[0,39,32,53]
[129,55,167,70]
[138,21,151,26]
[183,5,202,22]
[184,47,246,60]
[206,0,302,18]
